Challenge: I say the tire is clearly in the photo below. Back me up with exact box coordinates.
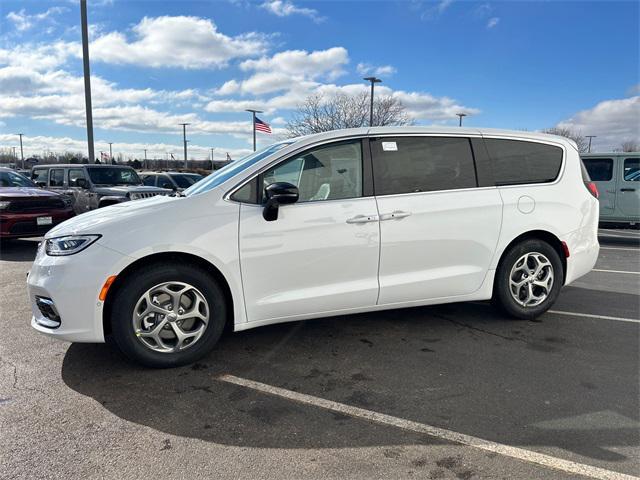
[493,239,563,320]
[110,262,227,368]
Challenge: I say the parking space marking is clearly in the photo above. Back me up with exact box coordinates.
[219,374,639,480]
[548,310,640,324]
[592,269,640,275]
[599,247,639,252]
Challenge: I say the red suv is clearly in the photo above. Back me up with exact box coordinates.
[0,167,75,239]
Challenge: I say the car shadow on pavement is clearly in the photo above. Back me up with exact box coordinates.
[61,300,639,463]
[0,238,40,262]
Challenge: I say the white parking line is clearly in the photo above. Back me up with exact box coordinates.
[599,247,639,252]
[219,374,639,480]
[547,310,640,324]
[592,269,640,275]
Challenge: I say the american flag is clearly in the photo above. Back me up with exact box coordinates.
[254,116,272,134]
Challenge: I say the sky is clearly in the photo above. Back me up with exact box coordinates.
[0,0,638,160]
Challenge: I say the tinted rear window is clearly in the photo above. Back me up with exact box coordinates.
[371,137,477,195]
[485,139,563,186]
[582,158,613,181]
[624,158,640,181]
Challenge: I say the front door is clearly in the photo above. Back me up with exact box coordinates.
[370,136,502,305]
[238,139,380,323]
[617,157,640,219]
[582,157,616,220]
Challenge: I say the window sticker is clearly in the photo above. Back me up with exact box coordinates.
[382,141,398,152]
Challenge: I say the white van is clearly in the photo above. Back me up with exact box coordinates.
[28,127,600,367]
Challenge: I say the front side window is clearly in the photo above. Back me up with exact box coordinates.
[485,139,563,186]
[582,158,613,181]
[50,169,65,187]
[371,136,477,195]
[623,158,640,181]
[32,169,48,185]
[158,175,174,189]
[87,167,141,185]
[261,140,363,202]
[69,168,86,186]
[142,175,156,186]
[171,174,203,188]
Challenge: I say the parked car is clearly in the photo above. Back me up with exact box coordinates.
[28,127,599,367]
[140,171,204,192]
[31,164,171,214]
[0,167,75,239]
[581,152,639,227]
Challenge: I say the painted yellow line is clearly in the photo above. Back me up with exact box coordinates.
[219,374,639,480]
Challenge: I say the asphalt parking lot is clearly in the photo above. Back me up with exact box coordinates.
[1,229,638,480]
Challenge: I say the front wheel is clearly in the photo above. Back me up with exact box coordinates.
[493,239,563,320]
[110,263,227,368]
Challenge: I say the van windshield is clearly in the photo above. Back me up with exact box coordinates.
[185,142,293,196]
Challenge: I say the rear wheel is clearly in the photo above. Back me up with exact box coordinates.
[493,239,563,320]
[110,263,227,368]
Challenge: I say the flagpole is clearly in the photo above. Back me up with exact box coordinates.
[245,109,262,152]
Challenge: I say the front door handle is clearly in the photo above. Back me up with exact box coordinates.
[346,214,379,224]
[380,210,412,221]
[620,188,636,192]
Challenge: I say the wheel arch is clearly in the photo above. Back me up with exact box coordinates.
[102,251,235,338]
[493,230,567,292]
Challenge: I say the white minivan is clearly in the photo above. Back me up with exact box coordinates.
[28,127,600,367]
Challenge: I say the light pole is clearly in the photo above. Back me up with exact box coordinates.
[179,123,189,168]
[456,113,467,127]
[586,135,596,153]
[245,109,262,151]
[143,149,147,169]
[108,142,113,164]
[210,147,214,162]
[80,0,95,163]
[16,133,24,169]
[363,77,382,127]
[12,146,17,164]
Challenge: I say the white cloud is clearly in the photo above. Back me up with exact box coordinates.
[356,63,397,77]
[90,16,269,69]
[0,42,79,71]
[261,0,324,22]
[214,80,241,95]
[240,47,348,77]
[0,133,251,161]
[6,7,66,32]
[487,17,500,28]
[556,96,640,151]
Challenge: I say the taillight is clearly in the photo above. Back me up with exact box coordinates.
[585,181,599,199]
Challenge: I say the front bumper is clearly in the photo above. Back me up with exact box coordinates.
[28,241,131,343]
[0,209,75,238]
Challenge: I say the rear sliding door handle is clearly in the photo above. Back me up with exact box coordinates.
[380,210,412,221]
[346,214,379,224]
[620,188,636,192]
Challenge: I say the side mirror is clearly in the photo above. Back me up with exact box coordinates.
[36,181,46,188]
[263,182,299,221]
[74,178,88,189]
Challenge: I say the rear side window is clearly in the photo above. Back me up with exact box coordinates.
[623,158,639,181]
[582,158,613,181]
[371,137,477,195]
[50,169,65,187]
[485,139,563,186]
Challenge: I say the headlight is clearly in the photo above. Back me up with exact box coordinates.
[45,235,101,256]
[0,201,10,210]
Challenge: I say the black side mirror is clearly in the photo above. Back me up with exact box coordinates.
[74,178,88,189]
[36,181,46,188]
[263,182,299,221]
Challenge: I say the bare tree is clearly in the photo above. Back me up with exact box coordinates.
[620,140,640,152]
[286,92,411,137]
[542,127,589,153]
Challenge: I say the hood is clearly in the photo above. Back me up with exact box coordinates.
[0,187,61,199]
[92,185,171,195]
[45,194,177,238]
